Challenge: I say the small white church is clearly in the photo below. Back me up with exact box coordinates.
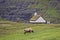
[30,12,46,23]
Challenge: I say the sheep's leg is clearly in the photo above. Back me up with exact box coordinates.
[32,30,34,33]
[24,32,26,34]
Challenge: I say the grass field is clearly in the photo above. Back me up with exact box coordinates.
[0,21,60,40]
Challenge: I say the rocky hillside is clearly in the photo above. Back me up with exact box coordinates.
[0,0,60,23]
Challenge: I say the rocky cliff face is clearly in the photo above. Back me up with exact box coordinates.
[0,0,36,22]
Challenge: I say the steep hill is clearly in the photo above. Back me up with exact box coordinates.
[0,0,60,23]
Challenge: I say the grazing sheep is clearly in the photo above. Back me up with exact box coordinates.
[24,27,34,34]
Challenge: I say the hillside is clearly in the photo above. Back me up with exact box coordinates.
[0,0,60,23]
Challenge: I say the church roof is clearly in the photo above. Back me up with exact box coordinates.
[30,15,40,21]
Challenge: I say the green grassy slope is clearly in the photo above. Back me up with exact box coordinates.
[0,21,60,40]
[28,0,60,23]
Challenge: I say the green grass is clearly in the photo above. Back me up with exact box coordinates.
[0,21,60,40]
[30,15,40,21]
